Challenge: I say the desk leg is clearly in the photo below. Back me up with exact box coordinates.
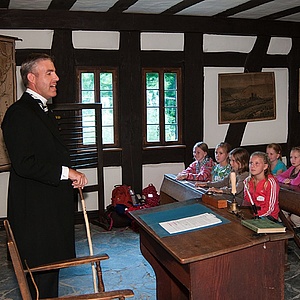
[279,210,300,249]
[140,244,188,300]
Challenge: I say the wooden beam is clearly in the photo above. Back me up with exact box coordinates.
[216,0,273,18]
[184,32,204,165]
[287,37,300,149]
[119,31,143,192]
[107,0,138,13]
[0,10,300,37]
[48,0,77,10]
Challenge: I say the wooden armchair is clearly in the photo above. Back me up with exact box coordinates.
[4,220,134,300]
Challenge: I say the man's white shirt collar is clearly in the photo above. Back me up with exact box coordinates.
[26,88,48,106]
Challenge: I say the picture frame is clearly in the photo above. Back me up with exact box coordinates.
[218,72,276,124]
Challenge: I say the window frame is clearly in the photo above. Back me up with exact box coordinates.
[142,67,183,146]
[76,66,119,148]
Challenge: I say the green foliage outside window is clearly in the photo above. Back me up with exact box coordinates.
[80,71,115,145]
[145,71,179,143]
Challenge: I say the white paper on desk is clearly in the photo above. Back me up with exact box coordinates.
[159,213,222,234]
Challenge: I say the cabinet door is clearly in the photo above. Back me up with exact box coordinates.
[0,36,17,171]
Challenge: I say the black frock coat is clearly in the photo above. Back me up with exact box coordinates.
[1,92,76,267]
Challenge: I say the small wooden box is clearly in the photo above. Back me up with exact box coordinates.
[202,194,228,209]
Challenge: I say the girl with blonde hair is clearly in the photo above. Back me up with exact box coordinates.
[244,151,280,220]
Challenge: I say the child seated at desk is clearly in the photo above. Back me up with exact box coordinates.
[176,142,215,181]
[195,147,249,205]
[277,146,300,228]
[244,151,280,221]
[266,143,287,175]
[211,142,231,181]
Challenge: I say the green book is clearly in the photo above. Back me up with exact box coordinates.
[241,218,286,234]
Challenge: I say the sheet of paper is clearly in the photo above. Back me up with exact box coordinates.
[159,213,222,234]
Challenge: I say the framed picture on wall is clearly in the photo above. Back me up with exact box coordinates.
[218,72,276,124]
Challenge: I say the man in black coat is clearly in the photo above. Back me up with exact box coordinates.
[1,53,88,298]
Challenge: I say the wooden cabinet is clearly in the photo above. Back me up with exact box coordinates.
[0,35,18,171]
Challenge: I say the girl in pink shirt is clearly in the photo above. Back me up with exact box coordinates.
[277,146,300,186]
[277,146,300,227]
[176,142,214,181]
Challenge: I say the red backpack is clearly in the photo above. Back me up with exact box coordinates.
[111,185,133,208]
[142,183,160,207]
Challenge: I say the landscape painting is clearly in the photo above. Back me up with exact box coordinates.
[218,72,276,124]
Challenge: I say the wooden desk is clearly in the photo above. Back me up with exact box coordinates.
[160,174,207,204]
[279,183,300,248]
[161,175,300,248]
[130,199,292,300]
[279,183,300,216]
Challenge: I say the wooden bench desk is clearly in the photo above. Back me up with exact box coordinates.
[130,199,292,300]
[160,174,208,204]
[279,183,300,248]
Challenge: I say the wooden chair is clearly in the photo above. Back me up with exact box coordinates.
[4,220,134,300]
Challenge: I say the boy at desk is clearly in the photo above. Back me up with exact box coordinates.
[196,148,249,205]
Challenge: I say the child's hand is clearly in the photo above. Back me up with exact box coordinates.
[195,182,207,187]
[208,187,223,194]
[176,173,187,180]
[283,178,291,184]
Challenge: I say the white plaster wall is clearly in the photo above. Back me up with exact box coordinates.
[72,31,120,50]
[141,33,184,51]
[103,166,122,208]
[0,30,53,49]
[143,163,185,192]
[0,172,9,218]
[203,34,257,53]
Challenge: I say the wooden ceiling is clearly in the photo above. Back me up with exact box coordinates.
[1,0,300,23]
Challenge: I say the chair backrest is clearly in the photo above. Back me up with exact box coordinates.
[4,220,32,300]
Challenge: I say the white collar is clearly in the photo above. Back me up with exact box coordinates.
[26,88,48,106]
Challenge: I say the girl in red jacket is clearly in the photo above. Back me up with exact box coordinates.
[244,151,280,220]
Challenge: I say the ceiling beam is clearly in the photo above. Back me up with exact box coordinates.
[48,0,77,10]
[0,0,9,9]
[215,0,273,18]
[260,5,300,21]
[0,9,299,37]
[161,0,204,15]
[107,0,139,14]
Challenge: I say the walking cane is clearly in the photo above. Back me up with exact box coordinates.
[78,188,98,292]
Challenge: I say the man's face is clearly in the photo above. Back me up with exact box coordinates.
[28,59,59,99]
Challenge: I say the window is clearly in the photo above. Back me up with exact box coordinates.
[143,68,182,146]
[77,68,118,147]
